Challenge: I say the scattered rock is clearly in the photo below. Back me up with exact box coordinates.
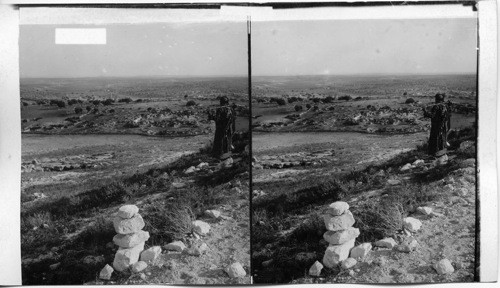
[113,242,145,272]
[323,227,360,245]
[164,241,186,252]
[403,217,422,232]
[221,157,233,168]
[172,182,186,188]
[325,201,349,216]
[437,154,448,165]
[308,260,323,276]
[416,206,433,216]
[140,246,162,262]
[185,242,208,256]
[394,238,418,253]
[340,258,357,269]
[400,163,412,172]
[99,264,114,280]
[204,210,221,219]
[226,262,246,278]
[131,261,148,273]
[322,239,356,268]
[430,211,445,217]
[113,230,150,248]
[412,159,425,166]
[374,238,397,249]
[350,243,372,259]
[192,220,211,235]
[323,210,355,231]
[117,205,139,219]
[433,259,455,275]
[49,262,60,270]
[184,166,196,174]
[387,179,401,186]
[113,214,145,235]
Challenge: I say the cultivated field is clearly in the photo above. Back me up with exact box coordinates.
[251,74,477,283]
[20,77,250,284]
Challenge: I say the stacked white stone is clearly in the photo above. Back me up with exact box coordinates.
[321,201,359,268]
[112,205,150,272]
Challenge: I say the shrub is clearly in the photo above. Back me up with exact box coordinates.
[338,95,352,101]
[118,98,133,103]
[92,100,101,106]
[294,105,303,112]
[305,103,312,109]
[276,98,286,106]
[311,98,321,103]
[354,200,404,242]
[135,99,143,103]
[74,107,83,114]
[22,101,29,106]
[102,99,114,106]
[405,98,415,104]
[68,99,79,105]
[186,100,197,107]
[323,96,335,103]
[143,201,194,244]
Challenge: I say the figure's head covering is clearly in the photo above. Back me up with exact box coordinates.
[220,96,229,106]
[435,93,445,103]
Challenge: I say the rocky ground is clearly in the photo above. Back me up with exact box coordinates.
[252,124,477,284]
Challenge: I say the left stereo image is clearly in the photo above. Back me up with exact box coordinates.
[19,8,251,285]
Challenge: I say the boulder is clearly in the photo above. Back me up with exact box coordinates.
[374,238,397,249]
[325,201,349,216]
[140,246,162,262]
[192,220,211,235]
[340,258,357,269]
[323,227,360,245]
[416,206,433,216]
[226,262,246,278]
[204,210,221,219]
[309,261,323,276]
[113,230,150,248]
[113,214,145,235]
[117,205,139,219]
[99,264,114,280]
[403,217,422,232]
[350,243,372,259]
[433,259,455,275]
[113,242,145,272]
[164,241,186,252]
[131,261,148,273]
[322,239,356,268]
[324,210,355,231]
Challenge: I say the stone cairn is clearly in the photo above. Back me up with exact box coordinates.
[321,201,359,268]
[112,205,149,272]
[310,201,362,276]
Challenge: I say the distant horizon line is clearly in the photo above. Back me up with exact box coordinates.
[21,72,476,80]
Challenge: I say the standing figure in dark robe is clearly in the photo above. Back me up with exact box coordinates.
[423,93,451,156]
[209,96,236,159]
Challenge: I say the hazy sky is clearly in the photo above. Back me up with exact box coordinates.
[20,17,477,78]
[20,22,248,78]
[253,18,477,76]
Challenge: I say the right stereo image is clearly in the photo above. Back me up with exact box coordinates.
[251,9,479,284]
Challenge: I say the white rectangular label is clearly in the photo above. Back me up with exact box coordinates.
[55,28,106,44]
